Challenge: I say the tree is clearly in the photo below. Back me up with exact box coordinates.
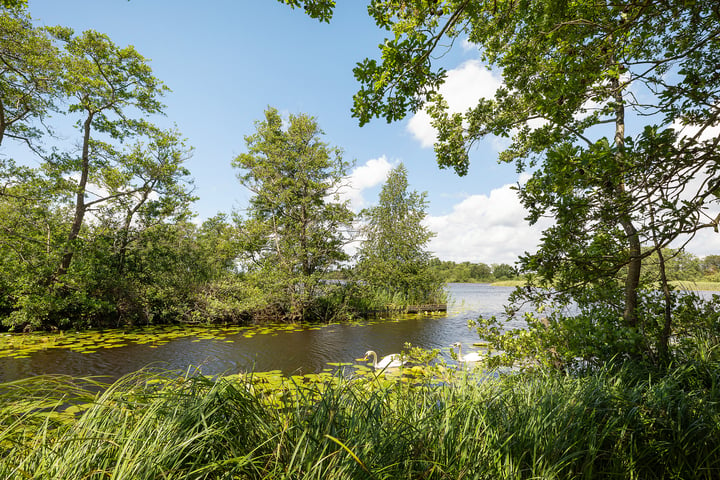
[0,160,71,327]
[355,163,443,305]
[0,10,196,329]
[0,8,62,148]
[232,107,354,321]
[469,262,492,281]
[50,28,168,282]
[701,255,720,279]
[0,128,195,329]
[88,127,195,277]
[641,249,701,282]
[0,1,26,9]
[285,0,720,366]
[491,264,516,281]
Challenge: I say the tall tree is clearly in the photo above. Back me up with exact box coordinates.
[0,7,61,148]
[50,28,168,281]
[0,9,196,329]
[0,160,70,327]
[355,163,442,305]
[88,127,195,277]
[232,107,354,321]
[284,0,720,364]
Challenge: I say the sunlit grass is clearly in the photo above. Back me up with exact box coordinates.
[671,280,720,292]
[2,361,720,479]
[490,279,527,287]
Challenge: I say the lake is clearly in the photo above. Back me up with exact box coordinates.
[0,284,521,382]
[1,283,716,383]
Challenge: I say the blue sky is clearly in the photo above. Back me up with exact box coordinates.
[24,0,717,263]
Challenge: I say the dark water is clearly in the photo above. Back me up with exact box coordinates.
[3,284,715,383]
[0,284,519,382]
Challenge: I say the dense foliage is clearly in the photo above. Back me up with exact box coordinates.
[3,358,720,479]
[0,6,445,329]
[432,251,720,285]
[430,259,518,283]
[0,8,202,330]
[287,0,720,368]
[232,108,356,322]
[355,163,444,307]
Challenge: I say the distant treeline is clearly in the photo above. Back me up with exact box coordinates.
[431,251,720,284]
[429,259,519,283]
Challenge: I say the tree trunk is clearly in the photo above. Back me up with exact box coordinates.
[117,184,153,275]
[656,248,673,364]
[55,111,93,280]
[0,97,6,146]
[621,219,642,328]
[611,72,641,328]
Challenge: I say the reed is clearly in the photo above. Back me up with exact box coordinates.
[1,361,719,479]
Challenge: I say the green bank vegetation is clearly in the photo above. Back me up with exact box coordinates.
[429,259,520,284]
[2,0,720,477]
[2,354,720,479]
[434,252,720,289]
[0,3,443,330]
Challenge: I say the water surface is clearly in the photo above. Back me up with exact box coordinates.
[2,284,714,382]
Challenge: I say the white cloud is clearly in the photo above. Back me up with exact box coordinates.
[425,180,552,264]
[675,227,719,259]
[666,117,720,257]
[425,174,717,264]
[337,155,396,211]
[461,38,478,52]
[671,118,720,143]
[407,60,503,148]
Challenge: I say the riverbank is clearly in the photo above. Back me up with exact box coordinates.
[671,280,720,291]
[2,361,719,479]
[487,279,720,291]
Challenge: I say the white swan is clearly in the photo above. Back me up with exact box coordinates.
[451,342,483,363]
[364,350,405,369]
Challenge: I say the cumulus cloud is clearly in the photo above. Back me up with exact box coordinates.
[665,118,720,257]
[424,173,717,264]
[407,60,503,148]
[681,227,720,259]
[671,118,720,143]
[337,155,397,211]
[461,38,478,52]
[425,180,552,264]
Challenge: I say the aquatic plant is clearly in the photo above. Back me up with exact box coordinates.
[2,359,720,479]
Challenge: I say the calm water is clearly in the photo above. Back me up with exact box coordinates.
[0,284,521,382]
[2,284,715,383]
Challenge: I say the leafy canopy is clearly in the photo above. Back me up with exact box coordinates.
[356,163,443,305]
[232,107,354,321]
[283,0,720,366]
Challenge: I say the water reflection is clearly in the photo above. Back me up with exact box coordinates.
[5,283,712,382]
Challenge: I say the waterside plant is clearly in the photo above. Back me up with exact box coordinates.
[2,358,719,479]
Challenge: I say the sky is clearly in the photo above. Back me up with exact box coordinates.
[22,0,717,264]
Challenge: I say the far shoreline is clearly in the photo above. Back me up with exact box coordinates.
[450,280,720,292]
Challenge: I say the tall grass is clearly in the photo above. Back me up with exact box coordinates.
[2,362,720,479]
